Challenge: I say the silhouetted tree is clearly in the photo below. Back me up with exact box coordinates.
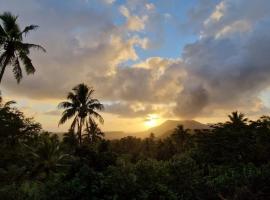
[171,125,190,153]
[0,12,45,83]
[227,111,248,127]
[24,133,71,179]
[0,98,41,145]
[83,120,104,144]
[58,83,104,145]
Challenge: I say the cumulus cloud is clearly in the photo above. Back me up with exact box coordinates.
[1,0,149,100]
[201,0,270,37]
[174,84,209,118]
[119,5,148,31]
[182,0,219,34]
[174,0,270,118]
[2,0,270,123]
[145,3,155,11]
[88,57,185,104]
[105,102,157,118]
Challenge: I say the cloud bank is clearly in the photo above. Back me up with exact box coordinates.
[1,0,270,122]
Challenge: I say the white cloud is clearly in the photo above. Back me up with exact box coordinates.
[145,3,155,11]
[204,1,226,26]
[119,5,148,31]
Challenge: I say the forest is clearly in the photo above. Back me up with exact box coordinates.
[1,11,270,200]
[1,93,270,200]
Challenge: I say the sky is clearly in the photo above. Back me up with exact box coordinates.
[1,0,270,132]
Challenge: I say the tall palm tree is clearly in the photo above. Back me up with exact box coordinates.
[0,12,45,83]
[58,83,104,145]
[227,111,248,127]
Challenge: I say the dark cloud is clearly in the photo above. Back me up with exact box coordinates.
[180,0,220,34]
[173,0,270,118]
[88,58,185,103]
[104,102,156,118]
[174,84,209,118]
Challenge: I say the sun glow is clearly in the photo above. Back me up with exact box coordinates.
[144,114,159,128]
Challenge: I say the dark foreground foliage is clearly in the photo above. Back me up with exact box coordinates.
[1,101,270,200]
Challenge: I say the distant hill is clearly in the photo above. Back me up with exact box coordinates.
[138,120,210,138]
[104,120,209,139]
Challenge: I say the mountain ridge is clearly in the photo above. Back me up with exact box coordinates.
[105,119,209,139]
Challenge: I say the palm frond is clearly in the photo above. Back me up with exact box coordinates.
[0,12,20,38]
[58,101,73,109]
[70,116,78,131]
[19,25,39,36]
[76,83,89,104]
[12,57,22,83]
[86,88,95,100]
[0,52,14,83]
[0,51,8,65]
[89,102,104,111]
[0,24,7,37]
[58,108,76,126]
[0,24,6,47]
[87,98,101,105]
[22,43,46,52]
[19,52,35,74]
[67,92,79,104]
[91,110,104,124]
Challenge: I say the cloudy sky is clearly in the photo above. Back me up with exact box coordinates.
[1,0,270,132]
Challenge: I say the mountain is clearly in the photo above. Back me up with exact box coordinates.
[139,120,210,138]
[104,120,209,139]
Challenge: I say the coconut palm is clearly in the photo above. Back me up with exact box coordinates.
[227,111,248,127]
[0,12,45,83]
[58,83,104,145]
[24,133,71,179]
[83,120,104,143]
[171,125,190,152]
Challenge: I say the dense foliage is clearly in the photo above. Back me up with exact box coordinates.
[1,99,270,200]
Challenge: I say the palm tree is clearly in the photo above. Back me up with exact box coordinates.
[24,133,71,179]
[227,111,248,127]
[171,125,190,152]
[0,12,45,83]
[58,83,104,145]
[83,120,104,143]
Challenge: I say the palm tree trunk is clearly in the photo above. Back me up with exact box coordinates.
[86,120,90,142]
[78,118,82,145]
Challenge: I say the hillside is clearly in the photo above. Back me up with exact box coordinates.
[139,120,210,138]
[104,120,209,139]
